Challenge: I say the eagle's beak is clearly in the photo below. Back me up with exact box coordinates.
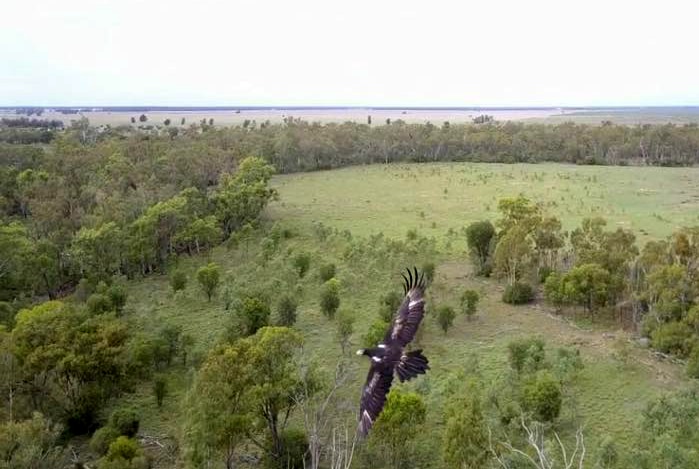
[356,349,364,355]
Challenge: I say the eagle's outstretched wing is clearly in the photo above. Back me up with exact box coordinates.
[358,363,394,435]
[384,267,426,347]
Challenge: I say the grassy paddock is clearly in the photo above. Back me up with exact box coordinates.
[115,162,697,467]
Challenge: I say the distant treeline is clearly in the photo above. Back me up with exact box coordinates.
[1,117,64,129]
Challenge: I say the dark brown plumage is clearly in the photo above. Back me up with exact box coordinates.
[357,267,429,435]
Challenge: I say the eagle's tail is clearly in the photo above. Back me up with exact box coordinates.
[396,349,430,383]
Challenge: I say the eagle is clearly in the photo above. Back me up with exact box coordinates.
[356,267,429,436]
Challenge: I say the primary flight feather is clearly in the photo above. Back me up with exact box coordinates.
[356,267,430,436]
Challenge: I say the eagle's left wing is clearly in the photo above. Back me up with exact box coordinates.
[384,267,426,347]
[358,362,394,436]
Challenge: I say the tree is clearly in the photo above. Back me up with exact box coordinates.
[139,114,147,122]
[442,393,489,469]
[460,289,479,320]
[533,216,565,272]
[497,196,541,235]
[523,371,562,422]
[196,262,220,301]
[379,290,402,322]
[465,220,496,275]
[320,278,340,318]
[318,262,336,282]
[185,327,308,468]
[214,157,277,236]
[557,263,612,316]
[494,225,533,286]
[239,295,271,335]
[164,118,171,126]
[130,116,136,124]
[276,294,298,327]
[170,269,187,292]
[436,305,456,334]
[292,252,311,278]
[335,309,354,354]
[372,391,426,469]
[0,412,67,467]
[154,376,167,408]
[364,319,389,348]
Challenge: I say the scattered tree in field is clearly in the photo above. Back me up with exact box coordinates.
[208,118,214,126]
[186,327,312,467]
[367,115,372,125]
[442,393,489,469]
[522,371,562,422]
[421,261,436,285]
[163,118,171,126]
[320,278,340,318]
[502,281,534,305]
[336,309,355,354]
[109,408,140,437]
[507,337,545,373]
[276,294,298,327]
[292,252,311,278]
[102,436,148,469]
[196,262,220,301]
[239,295,271,335]
[436,305,456,334]
[372,391,426,469]
[465,220,495,275]
[379,290,403,322]
[460,289,479,320]
[170,269,187,292]
[130,116,136,124]
[364,319,389,347]
[547,263,612,316]
[154,376,167,408]
[318,262,336,282]
[181,117,185,125]
[107,283,127,314]
[494,226,532,286]
[138,114,147,122]
[87,292,112,314]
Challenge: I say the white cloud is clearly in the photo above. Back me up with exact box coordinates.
[1,0,698,106]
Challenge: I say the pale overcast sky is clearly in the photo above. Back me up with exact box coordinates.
[2,0,697,107]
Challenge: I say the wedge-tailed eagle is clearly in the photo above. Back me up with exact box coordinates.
[356,267,429,435]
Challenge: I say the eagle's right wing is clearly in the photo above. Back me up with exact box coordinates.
[358,362,393,436]
[384,267,426,347]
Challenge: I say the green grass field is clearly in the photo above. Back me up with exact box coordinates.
[116,162,698,467]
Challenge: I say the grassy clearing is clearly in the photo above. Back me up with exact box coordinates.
[269,162,699,244]
[113,162,697,467]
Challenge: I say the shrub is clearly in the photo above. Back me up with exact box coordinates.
[336,309,355,353]
[318,263,336,282]
[379,290,403,322]
[292,252,311,278]
[320,278,340,319]
[523,371,562,422]
[460,290,479,320]
[538,266,554,283]
[363,319,389,348]
[154,376,167,408]
[196,263,220,301]
[109,408,139,437]
[651,321,694,357]
[276,294,298,327]
[75,278,93,302]
[436,305,456,334]
[0,301,14,327]
[267,429,308,469]
[170,270,187,292]
[90,426,121,456]
[107,284,127,314]
[240,296,271,335]
[507,337,545,373]
[421,262,436,285]
[106,436,142,461]
[86,293,112,314]
[502,282,534,305]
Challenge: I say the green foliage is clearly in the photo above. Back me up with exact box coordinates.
[436,305,456,334]
[465,220,496,275]
[372,391,426,469]
[0,301,14,327]
[196,262,220,301]
[292,252,311,278]
[90,425,121,456]
[460,289,479,319]
[363,319,389,348]
[651,321,694,357]
[335,309,354,353]
[0,413,67,467]
[379,290,403,322]
[269,429,308,469]
[239,295,271,335]
[502,281,534,305]
[442,393,489,469]
[275,294,298,327]
[494,226,533,286]
[522,371,562,422]
[320,278,340,318]
[86,292,112,314]
[109,408,140,438]
[507,337,546,373]
[107,283,127,314]
[554,263,612,314]
[105,436,144,462]
[154,375,168,407]
[421,261,436,285]
[318,262,336,282]
[170,269,187,292]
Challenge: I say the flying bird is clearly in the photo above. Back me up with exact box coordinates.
[356,267,429,436]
